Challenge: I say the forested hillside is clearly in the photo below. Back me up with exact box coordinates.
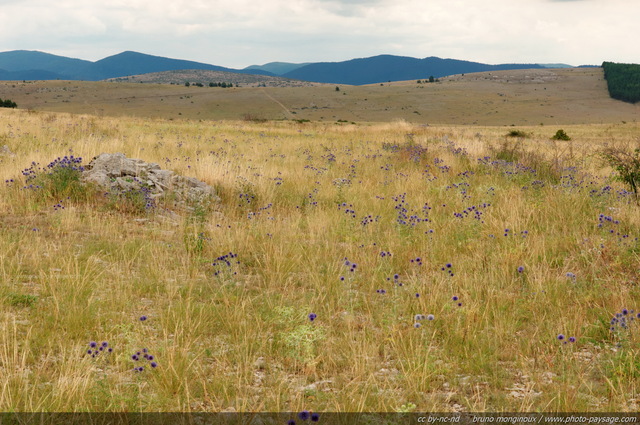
[602,61,640,103]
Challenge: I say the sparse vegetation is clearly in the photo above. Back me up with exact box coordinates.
[1,109,640,413]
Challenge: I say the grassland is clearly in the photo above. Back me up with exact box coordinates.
[2,68,638,125]
[1,103,640,413]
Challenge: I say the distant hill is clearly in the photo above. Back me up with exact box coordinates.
[1,50,578,85]
[244,62,311,75]
[0,50,93,79]
[0,68,67,80]
[282,55,547,85]
[0,50,275,81]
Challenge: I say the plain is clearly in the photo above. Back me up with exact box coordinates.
[0,69,639,412]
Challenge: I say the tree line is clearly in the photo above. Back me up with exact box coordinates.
[602,61,640,104]
[0,98,18,108]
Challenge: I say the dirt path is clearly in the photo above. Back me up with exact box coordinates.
[261,89,294,119]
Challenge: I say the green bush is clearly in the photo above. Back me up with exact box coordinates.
[506,130,529,138]
[0,98,18,108]
[600,146,640,202]
[24,155,88,201]
[551,129,571,141]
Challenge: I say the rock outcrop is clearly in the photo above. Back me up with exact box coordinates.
[82,153,218,208]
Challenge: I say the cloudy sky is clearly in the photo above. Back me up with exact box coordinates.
[0,0,637,68]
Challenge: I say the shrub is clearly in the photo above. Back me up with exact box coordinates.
[105,184,156,215]
[600,146,640,202]
[25,155,88,201]
[551,129,571,141]
[506,130,529,138]
[0,98,18,108]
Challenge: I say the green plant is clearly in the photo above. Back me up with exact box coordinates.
[600,146,640,202]
[5,293,38,308]
[281,324,325,364]
[394,402,417,413]
[0,98,18,108]
[551,129,571,141]
[105,185,156,215]
[24,155,90,201]
[492,139,523,163]
[506,130,529,138]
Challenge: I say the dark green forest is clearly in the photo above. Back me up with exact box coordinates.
[602,61,640,104]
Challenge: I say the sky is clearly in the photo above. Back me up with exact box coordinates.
[0,0,638,69]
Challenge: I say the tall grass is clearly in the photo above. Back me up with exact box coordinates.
[1,109,639,412]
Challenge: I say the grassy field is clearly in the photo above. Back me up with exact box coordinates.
[1,105,640,413]
[2,67,639,125]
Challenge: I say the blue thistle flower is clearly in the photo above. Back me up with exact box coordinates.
[298,410,310,421]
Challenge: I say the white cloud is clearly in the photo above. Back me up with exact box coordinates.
[0,0,638,67]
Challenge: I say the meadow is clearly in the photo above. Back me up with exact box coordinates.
[1,107,640,413]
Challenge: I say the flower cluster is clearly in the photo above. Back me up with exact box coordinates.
[212,252,240,277]
[287,410,320,424]
[46,155,84,173]
[393,193,430,226]
[557,334,577,344]
[343,258,357,273]
[238,192,256,207]
[386,273,404,287]
[452,203,491,223]
[86,341,113,358]
[441,263,454,277]
[337,202,356,218]
[131,347,158,372]
[413,314,435,328]
[609,308,639,333]
[360,214,380,227]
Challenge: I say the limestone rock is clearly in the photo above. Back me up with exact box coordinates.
[82,153,219,208]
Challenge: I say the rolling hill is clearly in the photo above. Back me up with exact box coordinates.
[3,67,638,125]
[0,50,274,82]
[2,50,565,85]
[280,55,546,85]
[244,62,311,75]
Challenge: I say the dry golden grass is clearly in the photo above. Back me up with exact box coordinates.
[1,105,640,413]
